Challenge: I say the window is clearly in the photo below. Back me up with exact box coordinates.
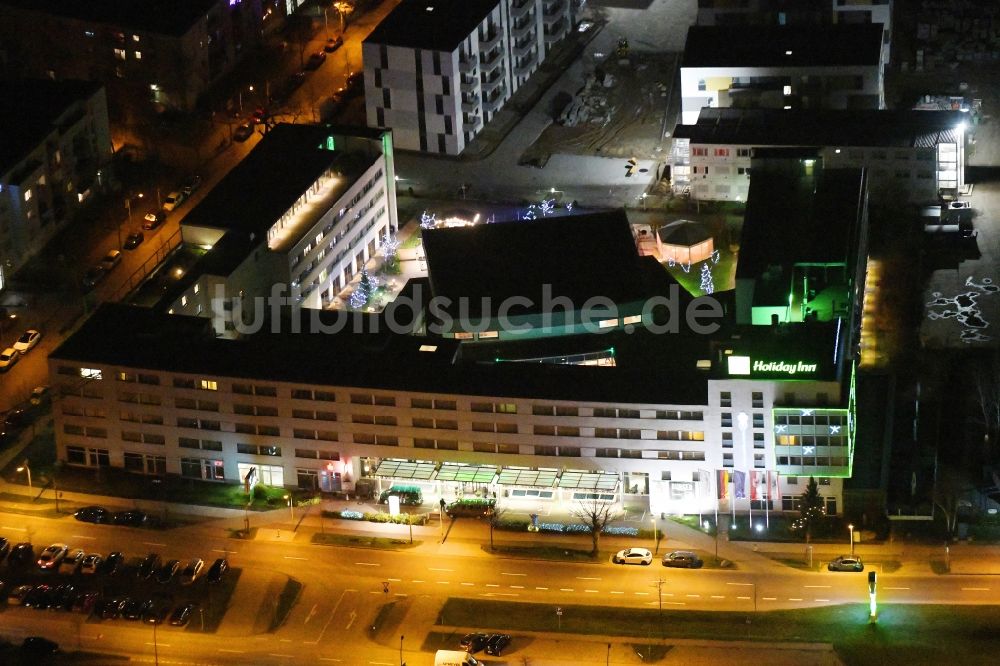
[236,444,282,457]
[174,378,195,389]
[720,392,732,407]
[181,458,225,481]
[737,148,750,157]
[714,148,730,157]
[752,391,764,408]
[753,412,765,428]
[65,446,110,467]
[81,368,103,380]
[721,412,732,427]
[697,79,706,91]
[411,398,432,409]
[123,452,165,475]
[692,147,708,157]
[199,379,218,391]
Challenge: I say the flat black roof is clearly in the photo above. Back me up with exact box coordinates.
[181,124,380,243]
[0,79,102,176]
[737,167,865,280]
[1,0,218,36]
[364,0,497,51]
[682,23,884,68]
[423,210,664,318]
[673,108,965,149]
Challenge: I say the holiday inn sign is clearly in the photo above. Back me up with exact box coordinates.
[727,355,818,377]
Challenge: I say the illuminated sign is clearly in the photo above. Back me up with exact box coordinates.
[727,356,818,377]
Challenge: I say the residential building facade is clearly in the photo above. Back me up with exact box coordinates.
[0,0,265,112]
[0,79,112,290]
[362,0,572,155]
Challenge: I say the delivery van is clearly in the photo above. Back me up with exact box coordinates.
[434,650,479,666]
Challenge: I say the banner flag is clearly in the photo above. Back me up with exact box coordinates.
[717,470,730,500]
[750,471,764,501]
[733,470,747,499]
[768,470,780,501]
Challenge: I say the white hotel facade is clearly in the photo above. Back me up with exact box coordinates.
[362,0,572,155]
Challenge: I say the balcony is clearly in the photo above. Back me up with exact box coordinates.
[460,76,479,93]
[480,29,502,50]
[480,46,503,69]
[543,0,566,20]
[463,113,484,133]
[459,54,478,74]
[511,19,534,39]
[510,0,533,19]
[514,57,537,77]
[461,93,480,113]
[480,71,505,93]
[544,18,567,41]
[483,89,507,113]
[512,38,536,58]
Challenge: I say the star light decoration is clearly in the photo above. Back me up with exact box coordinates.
[829,425,841,435]
[774,424,788,434]
[539,198,556,216]
[420,210,437,229]
[803,446,815,455]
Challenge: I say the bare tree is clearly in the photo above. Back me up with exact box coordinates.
[486,503,508,551]
[972,354,1000,461]
[934,464,970,536]
[570,498,621,557]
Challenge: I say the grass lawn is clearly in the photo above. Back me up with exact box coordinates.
[436,599,1000,665]
[400,226,423,249]
[311,533,421,549]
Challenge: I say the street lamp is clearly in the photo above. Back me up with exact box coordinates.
[284,494,294,521]
[848,523,855,556]
[238,85,254,115]
[16,459,31,490]
[651,516,658,554]
[334,2,354,35]
[399,634,405,666]
[122,192,144,249]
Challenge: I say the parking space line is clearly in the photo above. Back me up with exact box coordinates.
[1,526,27,531]
[212,549,236,554]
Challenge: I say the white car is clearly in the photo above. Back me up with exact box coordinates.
[613,547,653,565]
[59,548,86,574]
[13,329,41,353]
[161,190,185,212]
[30,385,51,405]
[0,347,20,372]
[37,543,69,570]
[179,558,204,585]
[80,553,104,575]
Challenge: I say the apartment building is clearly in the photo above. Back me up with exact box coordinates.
[0,79,112,290]
[670,108,966,202]
[362,0,572,155]
[0,0,264,112]
[49,302,854,517]
[166,123,397,331]
[680,23,886,126]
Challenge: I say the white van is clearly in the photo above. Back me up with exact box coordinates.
[434,650,479,666]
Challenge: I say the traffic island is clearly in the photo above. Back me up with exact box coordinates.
[311,533,421,549]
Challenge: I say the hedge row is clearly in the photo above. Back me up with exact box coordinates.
[323,509,426,525]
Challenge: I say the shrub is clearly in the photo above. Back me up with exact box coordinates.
[496,518,531,531]
[252,484,268,500]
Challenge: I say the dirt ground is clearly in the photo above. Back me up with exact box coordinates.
[519,51,680,165]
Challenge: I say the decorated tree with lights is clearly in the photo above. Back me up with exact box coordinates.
[420,210,437,229]
[380,231,401,274]
[539,198,556,216]
[700,262,715,295]
[790,476,826,543]
[350,268,378,309]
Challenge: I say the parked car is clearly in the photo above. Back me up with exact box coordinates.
[8,584,33,605]
[142,211,166,231]
[251,106,269,124]
[460,633,490,653]
[180,558,204,585]
[324,35,344,52]
[114,509,149,526]
[378,486,423,506]
[100,249,122,270]
[23,584,54,609]
[82,265,107,289]
[344,70,363,97]
[0,536,9,560]
[102,551,125,575]
[58,549,86,574]
[144,599,172,624]
[21,637,59,656]
[123,597,152,620]
[8,542,34,567]
[50,584,77,610]
[123,232,145,250]
[662,550,703,569]
[80,553,104,574]
[37,543,69,570]
[206,557,229,584]
[485,633,512,656]
[181,175,203,197]
[3,407,27,429]
[30,385,51,406]
[613,547,653,565]
[138,553,162,579]
[71,591,100,614]
[161,191,185,212]
[13,329,41,353]
[100,596,128,620]
[304,50,327,70]
[169,602,196,626]
[0,347,21,372]
[828,555,864,572]
[234,122,255,142]
[156,559,181,584]
[75,505,110,524]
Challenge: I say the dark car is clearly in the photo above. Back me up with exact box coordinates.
[143,599,172,624]
[23,584,54,609]
[114,509,149,526]
[138,553,162,580]
[304,51,327,70]
[485,633,512,656]
[661,550,704,569]
[123,232,144,250]
[251,107,269,124]
[74,505,110,524]
[234,122,255,142]
[0,536,9,560]
[8,542,34,567]
[460,633,490,653]
[99,597,128,620]
[344,70,364,97]
[156,559,180,584]
[828,555,864,572]
[4,407,27,429]
[169,602,195,627]
[181,175,203,198]
[102,551,125,575]
[271,72,306,104]
[71,591,100,615]
[82,265,107,289]
[123,597,152,621]
[50,584,76,611]
[324,35,343,52]
[21,637,59,656]
[206,557,229,584]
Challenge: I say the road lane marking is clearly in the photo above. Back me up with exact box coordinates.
[212,549,236,554]
[576,577,601,580]
[815,598,830,602]
[411,580,425,583]
[726,582,752,586]
[370,662,394,665]
[634,592,649,595]
[962,587,990,591]
[429,568,454,572]
[355,562,379,567]
[461,583,475,586]
[284,556,309,561]
[610,591,624,595]
[560,588,575,592]
[319,659,343,662]
[1,526,26,531]
[269,654,296,658]
[387,578,401,582]
[280,638,292,642]
[219,649,245,653]
[436,581,450,585]
[304,602,319,624]
[71,535,97,540]
[394,593,407,597]
[737,596,751,600]
[762,597,777,601]
[663,593,675,597]
[144,542,166,547]
[788,598,803,601]
[711,595,725,599]
[884,586,910,590]
[485,584,499,588]
[501,572,527,576]
[584,589,599,593]
[685,594,700,598]
[804,585,830,588]
[536,587,549,590]
[511,585,525,589]
[146,643,171,647]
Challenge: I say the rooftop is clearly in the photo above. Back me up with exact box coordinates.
[673,108,966,148]
[180,124,383,252]
[422,210,670,318]
[0,0,219,36]
[0,79,103,176]
[682,23,884,68]
[364,0,498,52]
